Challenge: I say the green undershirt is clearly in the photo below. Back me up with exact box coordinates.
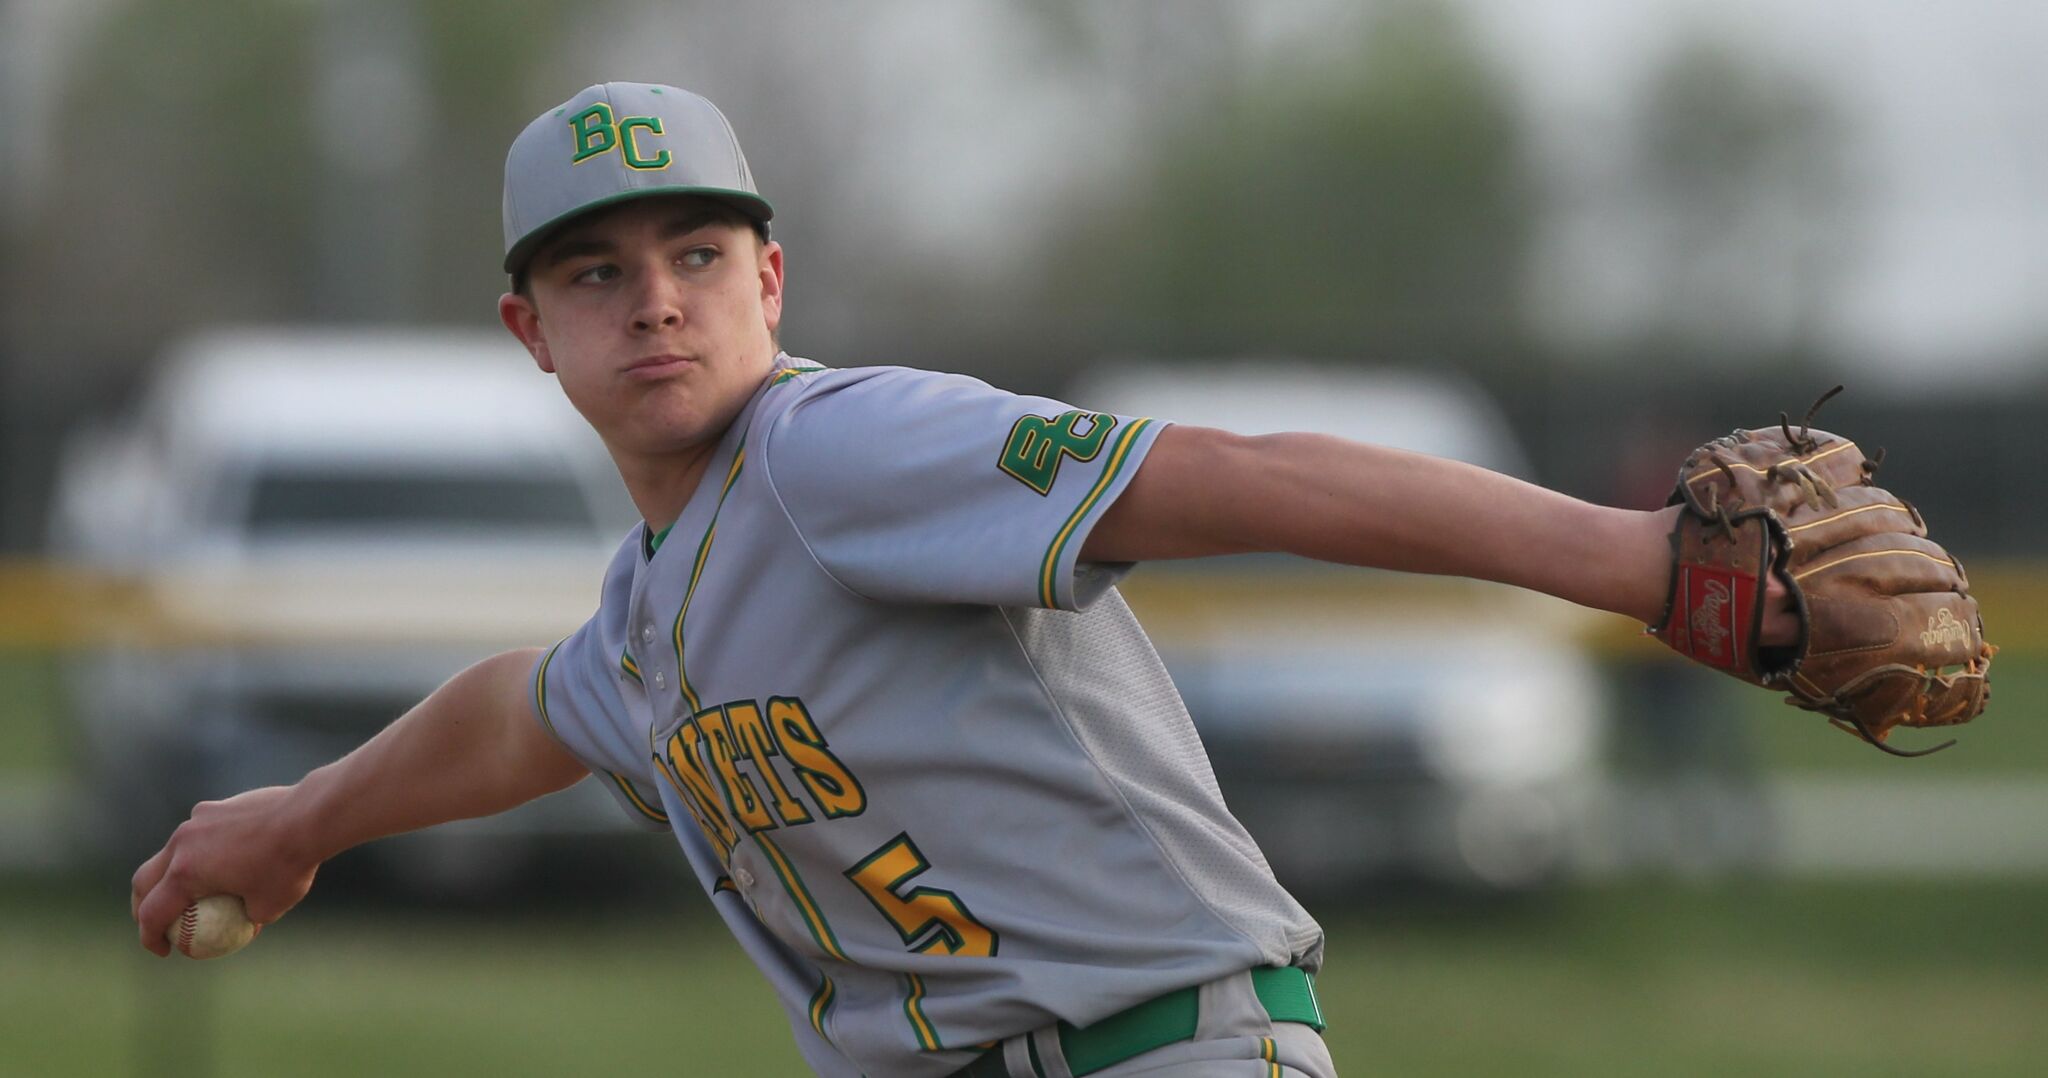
[643,521,673,559]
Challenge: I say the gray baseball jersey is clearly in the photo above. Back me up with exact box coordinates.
[532,354,1322,1077]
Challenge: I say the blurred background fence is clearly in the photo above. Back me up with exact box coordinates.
[3,1,2046,1075]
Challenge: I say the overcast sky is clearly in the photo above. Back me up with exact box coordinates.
[1462,0,2048,383]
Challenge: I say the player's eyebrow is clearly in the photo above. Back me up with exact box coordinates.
[657,210,729,240]
[538,210,735,270]
[539,235,615,268]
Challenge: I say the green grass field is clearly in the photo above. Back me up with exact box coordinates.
[3,642,2041,1077]
[0,652,68,777]
[4,877,2044,1077]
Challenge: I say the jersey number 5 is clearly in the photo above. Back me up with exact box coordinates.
[845,833,997,957]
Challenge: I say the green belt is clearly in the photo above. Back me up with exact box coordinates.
[953,966,1324,1078]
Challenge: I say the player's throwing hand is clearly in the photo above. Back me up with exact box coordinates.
[130,785,321,957]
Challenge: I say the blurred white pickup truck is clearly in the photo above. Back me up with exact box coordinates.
[1069,360,1611,892]
[50,328,643,892]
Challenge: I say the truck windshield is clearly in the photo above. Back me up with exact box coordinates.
[244,470,595,534]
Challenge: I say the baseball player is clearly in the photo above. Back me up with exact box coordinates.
[133,82,1811,1077]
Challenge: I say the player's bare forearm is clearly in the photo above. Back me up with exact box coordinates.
[1085,425,1677,624]
[130,647,587,954]
[266,649,583,857]
[287,647,588,861]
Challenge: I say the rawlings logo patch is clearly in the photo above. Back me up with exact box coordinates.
[1675,567,1753,670]
[1690,578,1734,659]
[1921,608,1968,650]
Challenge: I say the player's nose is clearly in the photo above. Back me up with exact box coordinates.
[626,270,686,333]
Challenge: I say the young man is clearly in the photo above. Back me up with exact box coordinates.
[132,82,1793,1078]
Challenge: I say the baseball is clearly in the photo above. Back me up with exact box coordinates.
[168,894,259,960]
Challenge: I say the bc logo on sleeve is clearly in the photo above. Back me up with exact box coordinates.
[997,410,1118,495]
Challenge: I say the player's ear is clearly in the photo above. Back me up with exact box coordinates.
[498,291,556,374]
[758,240,784,337]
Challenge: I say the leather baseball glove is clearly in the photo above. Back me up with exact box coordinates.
[1650,388,1993,756]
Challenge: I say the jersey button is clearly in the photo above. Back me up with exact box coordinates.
[652,672,667,689]
[641,626,655,643]
[734,868,755,888]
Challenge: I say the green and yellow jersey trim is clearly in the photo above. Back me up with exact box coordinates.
[1036,417,1153,608]
[620,649,643,683]
[769,364,828,388]
[537,642,666,826]
[756,832,850,961]
[651,429,863,996]
[1260,1035,1279,1077]
[672,442,748,713]
[903,972,940,1051]
[533,639,566,739]
[606,771,668,824]
[808,974,837,1040]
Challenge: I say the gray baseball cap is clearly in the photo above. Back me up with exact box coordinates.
[501,81,773,275]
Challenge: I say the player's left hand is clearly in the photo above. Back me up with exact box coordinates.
[1650,503,1800,648]
[1652,391,1993,755]
[130,785,322,957]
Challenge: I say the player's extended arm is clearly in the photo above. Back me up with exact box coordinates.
[129,647,587,956]
[1083,424,1795,639]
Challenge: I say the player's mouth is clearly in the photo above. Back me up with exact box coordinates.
[623,353,697,380]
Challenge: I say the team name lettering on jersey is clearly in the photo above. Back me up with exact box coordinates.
[567,102,672,170]
[659,721,740,855]
[655,695,866,861]
[727,701,816,826]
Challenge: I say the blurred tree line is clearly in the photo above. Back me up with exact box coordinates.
[1042,1,1530,360]
[1031,2,1848,373]
[6,0,2020,552]
[4,0,567,351]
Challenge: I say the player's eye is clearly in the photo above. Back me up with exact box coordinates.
[680,246,718,269]
[569,263,619,285]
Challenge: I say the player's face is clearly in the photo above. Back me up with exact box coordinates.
[499,197,784,457]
